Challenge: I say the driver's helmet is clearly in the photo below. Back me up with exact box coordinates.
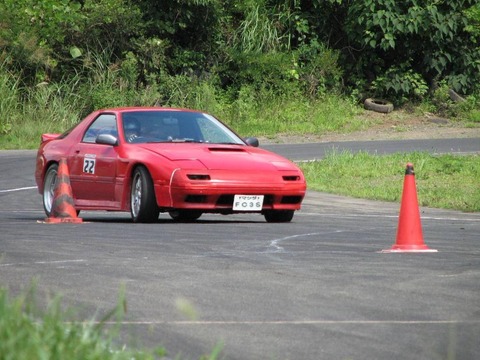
[123,116,141,141]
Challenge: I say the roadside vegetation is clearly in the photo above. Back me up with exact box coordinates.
[300,151,480,212]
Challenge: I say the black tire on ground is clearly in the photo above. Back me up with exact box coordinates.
[264,210,294,223]
[364,98,394,113]
[169,210,203,222]
[43,163,58,217]
[130,166,159,223]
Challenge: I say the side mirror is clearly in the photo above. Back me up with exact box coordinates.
[244,137,259,147]
[96,134,118,146]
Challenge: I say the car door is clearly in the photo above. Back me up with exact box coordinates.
[69,114,119,207]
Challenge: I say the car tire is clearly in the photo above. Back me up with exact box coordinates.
[169,210,203,222]
[264,210,294,223]
[130,166,159,223]
[43,163,58,217]
[364,98,394,113]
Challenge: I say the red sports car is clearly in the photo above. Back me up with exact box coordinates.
[35,107,306,223]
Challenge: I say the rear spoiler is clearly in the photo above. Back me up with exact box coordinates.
[41,133,61,143]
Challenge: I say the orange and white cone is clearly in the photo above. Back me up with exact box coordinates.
[45,158,83,224]
[381,163,436,253]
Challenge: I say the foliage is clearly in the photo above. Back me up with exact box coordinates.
[231,0,291,53]
[341,0,480,100]
[294,40,343,97]
[0,64,20,135]
[0,0,143,85]
[226,51,299,95]
[423,81,480,122]
[371,64,428,104]
[464,3,480,38]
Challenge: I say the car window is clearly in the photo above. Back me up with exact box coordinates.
[83,114,118,143]
[196,116,235,143]
[119,111,244,144]
[199,114,244,144]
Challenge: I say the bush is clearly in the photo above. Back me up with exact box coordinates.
[371,64,429,104]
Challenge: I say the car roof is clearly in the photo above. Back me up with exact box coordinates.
[98,107,204,114]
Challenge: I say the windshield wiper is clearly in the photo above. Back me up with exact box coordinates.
[146,138,203,143]
[170,138,202,143]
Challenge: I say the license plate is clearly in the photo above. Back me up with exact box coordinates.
[233,195,264,211]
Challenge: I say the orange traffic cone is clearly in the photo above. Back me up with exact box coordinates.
[380,163,436,253]
[45,158,83,224]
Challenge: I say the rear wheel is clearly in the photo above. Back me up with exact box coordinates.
[264,210,294,223]
[130,166,159,223]
[169,210,203,222]
[43,163,58,217]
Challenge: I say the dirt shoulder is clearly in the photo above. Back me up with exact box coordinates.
[259,110,480,144]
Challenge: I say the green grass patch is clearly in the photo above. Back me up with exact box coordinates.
[299,151,480,212]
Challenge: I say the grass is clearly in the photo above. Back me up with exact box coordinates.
[299,151,480,212]
[0,287,222,360]
[0,287,160,360]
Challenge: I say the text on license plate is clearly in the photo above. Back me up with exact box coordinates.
[233,195,264,211]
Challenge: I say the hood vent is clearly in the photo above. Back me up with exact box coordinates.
[208,147,246,152]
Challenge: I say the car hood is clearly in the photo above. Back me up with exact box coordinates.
[137,143,295,171]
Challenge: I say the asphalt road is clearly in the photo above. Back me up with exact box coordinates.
[262,137,480,161]
[1,139,479,360]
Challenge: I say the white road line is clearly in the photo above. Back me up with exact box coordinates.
[298,212,480,222]
[0,259,86,267]
[92,319,480,325]
[0,186,37,193]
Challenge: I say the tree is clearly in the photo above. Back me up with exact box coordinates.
[339,0,479,99]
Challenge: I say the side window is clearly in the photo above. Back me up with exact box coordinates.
[82,114,118,143]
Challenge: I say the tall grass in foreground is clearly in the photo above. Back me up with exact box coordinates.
[300,151,480,212]
[0,288,162,360]
[0,288,221,360]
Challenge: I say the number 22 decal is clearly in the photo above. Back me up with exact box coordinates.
[83,158,96,174]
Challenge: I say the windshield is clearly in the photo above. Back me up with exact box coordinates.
[121,110,245,145]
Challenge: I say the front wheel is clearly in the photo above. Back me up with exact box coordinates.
[43,163,58,217]
[264,210,294,223]
[130,166,159,223]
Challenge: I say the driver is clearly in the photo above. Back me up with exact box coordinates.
[123,116,141,142]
